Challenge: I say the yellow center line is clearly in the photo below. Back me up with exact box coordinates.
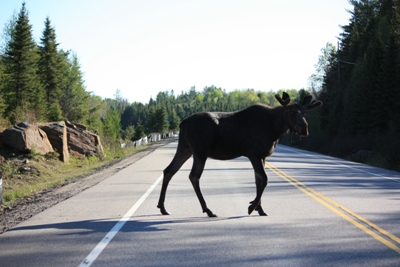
[265,161,400,255]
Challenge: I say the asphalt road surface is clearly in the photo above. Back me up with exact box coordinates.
[1,141,399,267]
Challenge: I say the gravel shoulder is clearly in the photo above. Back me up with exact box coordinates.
[0,138,176,234]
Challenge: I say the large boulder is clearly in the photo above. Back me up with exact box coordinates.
[0,122,54,155]
[65,121,104,157]
[40,121,69,162]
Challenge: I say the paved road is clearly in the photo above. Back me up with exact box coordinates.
[0,142,399,266]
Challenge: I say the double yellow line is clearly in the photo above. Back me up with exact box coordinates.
[265,161,400,255]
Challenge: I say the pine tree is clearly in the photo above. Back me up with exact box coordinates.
[154,107,168,133]
[59,51,89,122]
[121,104,135,130]
[133,120,145,140]
[168,108,180,132]
[103,107,121,141]
[3,3,44,123]
[38,17,63,119]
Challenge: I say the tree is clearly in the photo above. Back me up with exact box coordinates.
[124,125,135,141]
[59,51,89,122]
[133,119,146,140]
[85,95,105,136]
[154,107,169,133]
[2,3,44,123]
[146,107,168,133]
[103,107,121,141]
[308,42,336,94]
[0,11,17,54]
[114,89,129,115]
[168,108,180,132]
[38,17,63,119]
[121,104,135,130]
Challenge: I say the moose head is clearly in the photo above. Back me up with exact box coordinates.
[275,92,322,137]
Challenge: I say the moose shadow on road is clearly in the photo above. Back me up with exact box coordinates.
[7,214,247,235]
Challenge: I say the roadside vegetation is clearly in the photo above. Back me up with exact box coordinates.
[1,1,399,206]
[0,142,148,206]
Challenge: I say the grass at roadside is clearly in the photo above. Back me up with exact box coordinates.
[0,143,148,206]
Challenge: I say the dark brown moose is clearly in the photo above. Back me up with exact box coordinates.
[157,92,322,217]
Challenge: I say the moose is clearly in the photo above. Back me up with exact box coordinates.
[157,92,322,217]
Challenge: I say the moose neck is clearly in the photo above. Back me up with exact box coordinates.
[271,106,291,142]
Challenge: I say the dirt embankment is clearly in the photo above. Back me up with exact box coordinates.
[0,139,176,234]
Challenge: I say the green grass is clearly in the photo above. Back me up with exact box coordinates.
[1,142,150,206]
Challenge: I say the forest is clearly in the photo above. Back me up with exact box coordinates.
[0,0,399,171]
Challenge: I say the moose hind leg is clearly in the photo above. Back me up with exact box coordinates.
[189,156,217,217]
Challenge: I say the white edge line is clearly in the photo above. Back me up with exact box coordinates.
[278,145,400,183]
[78,174,164,267]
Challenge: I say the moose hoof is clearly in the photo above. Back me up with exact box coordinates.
[258,210,268,216]
[255,205,268,216]
[157,205,171,215]
[205,209,217,217]
[161,209,171,215]
[248,204,257,215]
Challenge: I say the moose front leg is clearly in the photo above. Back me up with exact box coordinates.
[189,156,217,217]
[248,158,269,216]
[254,176,268,216]
[255,202,268,216]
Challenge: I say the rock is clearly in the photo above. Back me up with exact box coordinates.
[65,121,104,157]
[40,121,69,162]
[0,122,54,155]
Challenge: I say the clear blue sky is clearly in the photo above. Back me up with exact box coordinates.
[1,0,352,104]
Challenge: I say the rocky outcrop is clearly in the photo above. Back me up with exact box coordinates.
[65,121,104,157]
[40,121,69,162]
[0,122,54,155]
[0,121,104,162]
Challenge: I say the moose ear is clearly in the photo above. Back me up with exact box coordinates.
[282,92,290,101]
[275,93,290,106]
[301,95,313,106]
[306,100,322,110]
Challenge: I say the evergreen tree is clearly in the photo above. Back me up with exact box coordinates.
[154,107,169,133]
[168,108,180,132]
[133,120,146,140]
[103,107,121,141]
[145,108,156,133]
[146,107,168,133]
[124,125,135,141]
[85,95,105,137]
[38,17,63,119]
[0,57,6,120]
[59,51,89,122]
[0,11,17,55]
[114,89,129,115]
[3,3,44,123]
[121,104,135,130]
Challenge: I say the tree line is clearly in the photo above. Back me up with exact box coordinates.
[118,87,301,141]
[307,0,400,169]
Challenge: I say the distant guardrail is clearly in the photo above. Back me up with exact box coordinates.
[121,132,178,149]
